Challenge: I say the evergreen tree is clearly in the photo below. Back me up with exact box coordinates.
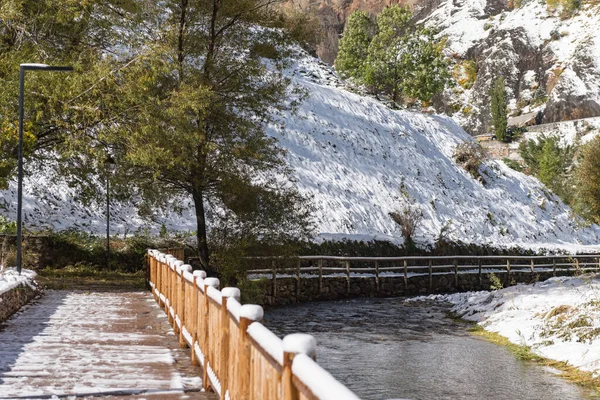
[334,5,449,105]
[519,135,574,202]
[575,136,600,222]
[334,11,376,80]
[490,76,508,141]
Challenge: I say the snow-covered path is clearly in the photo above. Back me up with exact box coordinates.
[0,290,216,399]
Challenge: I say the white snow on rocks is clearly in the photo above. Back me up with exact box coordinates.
[420,273,600,377]
[0,268,36,296]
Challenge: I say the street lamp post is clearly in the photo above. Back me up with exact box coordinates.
[105,157,116,270]
[17,64,73,274]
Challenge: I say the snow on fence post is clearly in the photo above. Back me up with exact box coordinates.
[283,334,317,400]
[220,288,240,400]
[238,304,264,400]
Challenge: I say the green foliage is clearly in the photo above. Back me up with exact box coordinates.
[453,59,478,89]
[519,135,574,202]
[0,0,314,275]
[0,215,16,234]
[334,5,450,105]
[574,136,600,223]
[490,76,508,142]
[488,272,503,290]
[334,11,376,80]
[503,158,523,172]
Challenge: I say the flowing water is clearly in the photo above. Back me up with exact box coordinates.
[263,297,597,400]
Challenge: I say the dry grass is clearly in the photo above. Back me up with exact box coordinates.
[36,265,146,291]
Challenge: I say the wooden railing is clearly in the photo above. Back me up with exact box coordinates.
[146,250,360,400]
[246,254,600,289]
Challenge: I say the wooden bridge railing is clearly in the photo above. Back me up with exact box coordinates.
[146,249,360,400]
[246,254,600,288]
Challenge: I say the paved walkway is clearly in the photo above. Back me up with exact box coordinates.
[0,290,217,399]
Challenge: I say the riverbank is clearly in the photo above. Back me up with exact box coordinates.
[417,273,600,387]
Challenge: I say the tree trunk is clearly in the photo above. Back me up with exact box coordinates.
[192,190,214,276]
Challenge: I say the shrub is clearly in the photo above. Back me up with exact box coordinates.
[389,205,422,244]
[454,141,486,180]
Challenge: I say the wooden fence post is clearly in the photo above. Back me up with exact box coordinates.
[345,261,350,295]
[179,264,192,348]
[203,277,220,392]
[191,270,206,367]
[318,259,323,293]
[165,256,176,324]
[295,260,301,301]
[220,288,241,400]
[553,258,557,276]
[375,261,380,293]
[428,260,433,292]
[478,258,482,288]
[403,260,408,291]
[453,259,458,289]
[238,304,264,400]
[530,258,535,274]
[506,259,511,286]
[282,334,317,400]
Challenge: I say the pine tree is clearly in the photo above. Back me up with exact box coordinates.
[334,11,376,80]
[490,76,508,141]
[363,5,413,103]
[575,136,600,222]
[336,5,449,105]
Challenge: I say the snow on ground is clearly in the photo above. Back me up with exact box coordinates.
[419,273,600,377]
[1,50,600,251]
[0,268,36,296]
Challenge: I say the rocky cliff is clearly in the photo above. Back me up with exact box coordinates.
[287,0,600,135]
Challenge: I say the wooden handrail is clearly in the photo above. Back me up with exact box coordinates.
[146,249,360,400]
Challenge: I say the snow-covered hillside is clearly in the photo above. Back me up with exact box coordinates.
[2,51,600,251]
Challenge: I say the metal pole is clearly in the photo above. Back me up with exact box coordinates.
[106,173,110,269]
[16,67,25,274]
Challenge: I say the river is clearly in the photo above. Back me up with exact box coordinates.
[263,297,596,400]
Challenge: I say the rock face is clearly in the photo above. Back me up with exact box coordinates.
[284,0,402,64]
[288,0,600,134]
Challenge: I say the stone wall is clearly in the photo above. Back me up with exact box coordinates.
[1,235,54,270]
[0,283,39,323]
[261,270,570,306]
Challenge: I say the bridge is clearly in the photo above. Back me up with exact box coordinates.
[0,250,359,399]
[1,251,598,399]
